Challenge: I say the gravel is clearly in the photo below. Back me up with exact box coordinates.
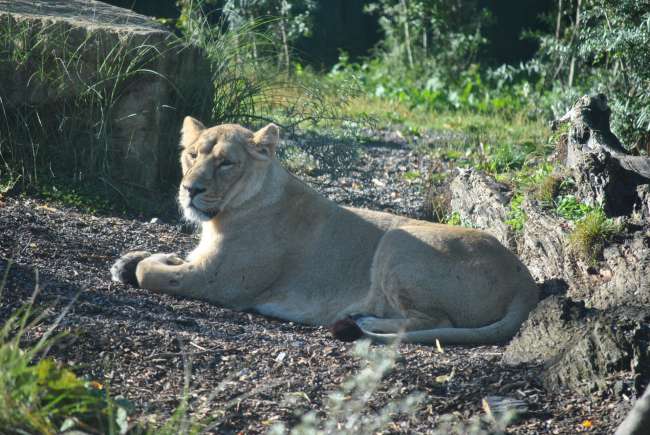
[0,140,632,433]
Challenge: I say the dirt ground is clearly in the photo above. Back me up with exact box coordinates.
[0,142,634,434]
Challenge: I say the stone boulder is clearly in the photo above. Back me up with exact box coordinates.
[0,0,212,191]
[449,169,515,250]
[504,296,650,396]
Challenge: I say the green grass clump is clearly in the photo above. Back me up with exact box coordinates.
[568,209,619,263]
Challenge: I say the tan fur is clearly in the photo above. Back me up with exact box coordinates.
[115,118,539,345]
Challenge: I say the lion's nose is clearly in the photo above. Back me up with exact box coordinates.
[183,185,206,198]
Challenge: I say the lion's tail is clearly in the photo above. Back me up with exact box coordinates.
[360,291,535,345]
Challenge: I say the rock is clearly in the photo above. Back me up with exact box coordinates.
[517,200,574,288]
[571,150,646,217]
[518,202,650,310]
[592,231,650,309]
[636,185,650,222]
[504,296,589,366]
[504,296,650,396]
[0,0,212,191]
[449,169,515,250]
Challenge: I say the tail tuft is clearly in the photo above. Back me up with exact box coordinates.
[329,317,363,342]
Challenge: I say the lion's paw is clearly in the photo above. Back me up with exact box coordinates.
[110,250,151,287]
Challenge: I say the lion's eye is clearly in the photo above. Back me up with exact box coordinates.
[220,159,235,168]
[188,152,198,159]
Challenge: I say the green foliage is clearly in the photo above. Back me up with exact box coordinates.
[364,0,488,75]
[568,209,619,262]
[555,195,593,221]
[445,211,462,226]
[402,170,421,181]
[477,142,537,175]
[527,0,650,149]
[329,55,536,115]
[506,194,526,232]
[177,0,316,72]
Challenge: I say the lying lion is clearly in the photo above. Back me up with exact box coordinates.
[111,117,539,345]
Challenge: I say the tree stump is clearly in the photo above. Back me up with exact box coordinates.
[553,94,650,217]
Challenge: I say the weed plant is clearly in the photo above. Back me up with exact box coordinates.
[555,195,593,221]
[505,194,526,232]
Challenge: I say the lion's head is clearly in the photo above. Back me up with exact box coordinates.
[178,117,279,222]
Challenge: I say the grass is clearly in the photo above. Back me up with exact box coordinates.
[531,174,562,204]
[568,209,619,263]
[338,94,548,149]
[0,263,129,434]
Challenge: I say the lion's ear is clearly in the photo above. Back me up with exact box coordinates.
[180,116,205,148]
[249,123,279,160]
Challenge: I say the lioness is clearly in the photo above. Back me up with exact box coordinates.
[111,117,539,345]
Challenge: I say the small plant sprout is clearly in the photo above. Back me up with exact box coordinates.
[505,194,526,232]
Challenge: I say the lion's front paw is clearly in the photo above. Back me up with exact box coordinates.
[110,250,152,287]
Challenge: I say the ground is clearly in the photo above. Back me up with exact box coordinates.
[0,137,633,434]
